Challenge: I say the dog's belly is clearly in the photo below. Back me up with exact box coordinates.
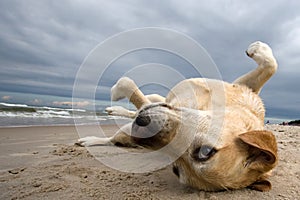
[166,78,231,110]
[166,78,212,110]
[165,78,264,121]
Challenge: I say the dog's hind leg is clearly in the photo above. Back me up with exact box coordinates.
[233,41,278,94]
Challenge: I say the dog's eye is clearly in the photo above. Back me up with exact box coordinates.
[192,145,217,162]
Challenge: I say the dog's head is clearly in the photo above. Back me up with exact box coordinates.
[131,103,278,192]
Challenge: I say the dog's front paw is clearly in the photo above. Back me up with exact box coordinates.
[246,41,276,65]
[111,77,135,101]
[106,106,127,115]
[105,106,136,118]
[76,136,100,147]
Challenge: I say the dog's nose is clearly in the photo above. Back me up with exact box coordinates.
[135,114,151,127]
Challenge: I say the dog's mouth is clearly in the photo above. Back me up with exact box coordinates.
[131,103,212,151]
[131,103,180,149]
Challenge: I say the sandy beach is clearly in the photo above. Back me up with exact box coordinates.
[0,124,299,200]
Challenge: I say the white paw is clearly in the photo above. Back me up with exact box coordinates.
[77,136,101,147]
[105,106,136,118]
[246,41,275,65]
[106,106,128,115]
[111,77,135,101]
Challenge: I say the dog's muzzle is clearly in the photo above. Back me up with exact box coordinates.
[131,103,175,148]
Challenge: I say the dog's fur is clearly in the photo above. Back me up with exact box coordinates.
[78,41,278,192]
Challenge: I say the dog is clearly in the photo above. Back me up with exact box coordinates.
[77,41,278,192]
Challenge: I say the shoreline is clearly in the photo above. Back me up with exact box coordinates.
[1,121,299,129]
[0,124,299,199]
[0,122,130,129]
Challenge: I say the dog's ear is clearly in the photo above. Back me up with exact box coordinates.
[237,130,278,192]
[247,179,272,191]
[237,130,278,172]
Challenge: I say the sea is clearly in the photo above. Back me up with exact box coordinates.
[0,92,134,127]
[0,91,294,127]
[0,102,135,127]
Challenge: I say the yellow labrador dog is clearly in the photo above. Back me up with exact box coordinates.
[78,41,278,192]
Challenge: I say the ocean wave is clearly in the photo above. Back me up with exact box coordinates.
[64,108,86,112]
[0,101,132,126]
[0,106,36,113]
[0,111,119,120]
[37,110,71,116]
[0,102,29,107]
[40,106,86,112]
[0,102,87,115]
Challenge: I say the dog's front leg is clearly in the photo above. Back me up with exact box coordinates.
[77,123,137,147]
[105,94,165,119]
[111,77,151,109]
[105,106,136,118]
[233,41,278,94]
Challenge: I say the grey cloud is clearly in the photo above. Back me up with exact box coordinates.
[0,0,299,119]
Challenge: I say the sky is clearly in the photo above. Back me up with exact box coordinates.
[0,0,299,119]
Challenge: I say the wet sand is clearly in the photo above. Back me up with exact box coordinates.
[0,124,299,199]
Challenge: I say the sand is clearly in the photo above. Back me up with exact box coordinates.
[0,124,299,200]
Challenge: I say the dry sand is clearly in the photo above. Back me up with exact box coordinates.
[0,124,299,200]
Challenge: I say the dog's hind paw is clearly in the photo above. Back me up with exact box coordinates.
[246,41,276,65]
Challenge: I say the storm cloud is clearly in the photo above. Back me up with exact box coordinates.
[0,0,299,119]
